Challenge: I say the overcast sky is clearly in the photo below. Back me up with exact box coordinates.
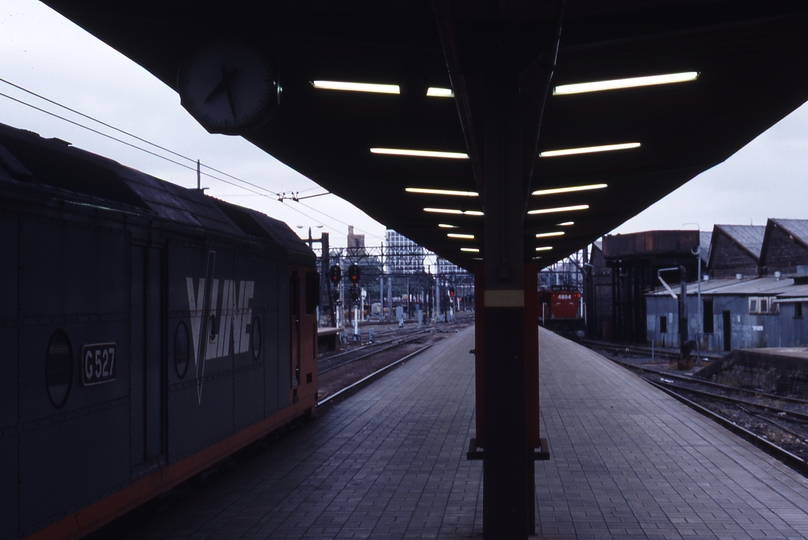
[2,0,807,250]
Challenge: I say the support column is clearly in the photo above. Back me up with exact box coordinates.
[482,68,529,539]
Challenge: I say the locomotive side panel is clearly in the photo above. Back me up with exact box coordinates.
[129,243,166,474]
[232,252,272,431]
[275,263,292,413]
[167,242,236,462]
[288,267,318,406]
[17,218,131,530]
[261,257,282,418]
[0,213,18,539]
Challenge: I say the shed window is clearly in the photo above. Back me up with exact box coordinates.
[749,296,779,314]
[796,303,803,318]
[660,315,667,334]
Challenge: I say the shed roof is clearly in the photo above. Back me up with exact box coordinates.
[714,224,766,259]
[647,276,796,297]
[771,219,808,248]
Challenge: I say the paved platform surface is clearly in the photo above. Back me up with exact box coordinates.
[113,326,808,539]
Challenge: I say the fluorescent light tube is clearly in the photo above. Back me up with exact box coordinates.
[406,187,478,197]
[372,148,469,159]
[532,184,607,196]
[553,72,699,95]
[312,80,399,94]
[540,143,639,158]
[528,205,589,215]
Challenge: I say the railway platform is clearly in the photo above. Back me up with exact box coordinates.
[103,326,808,539]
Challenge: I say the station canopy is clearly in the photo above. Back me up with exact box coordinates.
[40,1,808,270]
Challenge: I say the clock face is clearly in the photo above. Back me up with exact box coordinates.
[177,40,279,135]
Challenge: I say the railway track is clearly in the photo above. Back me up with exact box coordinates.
[318,328,433,374]
[604,353,808,476]
[581,339,722,363]
[316,318,472,407]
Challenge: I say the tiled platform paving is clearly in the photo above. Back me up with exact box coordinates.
[537,329,808,540]
[112,326,808,539]
[115,327,483,540]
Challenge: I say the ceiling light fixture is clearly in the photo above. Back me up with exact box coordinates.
[371,148,469,159]
[427,87,454,97]
[424,208,484,216]
[527,205,589,215]
[557,221,575,227]
[311,80,400,94]
[535,246,554,252]
[532,183,607,196]
[461,247,480,253]
[448,233,475,239]
[553,71,699,96]
[539,142,640,158]
[535,231,565,238]
[438,224,458,229]
[406,187,478,197]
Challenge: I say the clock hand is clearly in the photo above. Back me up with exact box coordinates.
[224,67,238,120]
[203,65,240,106]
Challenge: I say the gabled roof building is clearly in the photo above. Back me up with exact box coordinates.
[706,224,765,279]
[760,219,808,276]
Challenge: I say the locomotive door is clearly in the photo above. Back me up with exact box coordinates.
[289,269,301,392]
[130,244,165,468]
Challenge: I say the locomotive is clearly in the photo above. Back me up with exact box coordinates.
[538,286,585,337]
[0,122,319,539]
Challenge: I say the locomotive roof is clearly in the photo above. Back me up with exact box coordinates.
[0,121,313,260]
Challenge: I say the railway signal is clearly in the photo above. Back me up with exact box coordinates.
[348,264,360,284]
[328,265,341,285]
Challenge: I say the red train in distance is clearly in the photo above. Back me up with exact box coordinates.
[539,287,585,337]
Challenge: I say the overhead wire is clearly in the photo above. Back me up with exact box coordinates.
[0,77,384,240]
[0,76,280,196]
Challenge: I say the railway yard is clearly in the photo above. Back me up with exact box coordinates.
[317,314,474,406]
[589,343,808,477]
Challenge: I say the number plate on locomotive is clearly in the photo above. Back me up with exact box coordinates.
[81,343,117,386]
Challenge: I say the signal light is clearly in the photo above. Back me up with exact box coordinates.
[348,264,360,284]
[350,286,360,302]
[328,265,341,285]
[449,287,455,297]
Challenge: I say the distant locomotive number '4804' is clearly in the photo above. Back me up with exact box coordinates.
[82,343,117,386]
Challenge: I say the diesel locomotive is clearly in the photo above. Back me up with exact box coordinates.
[0,122,319,539]
[538,286,585,337]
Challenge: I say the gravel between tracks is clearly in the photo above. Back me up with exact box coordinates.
[317,318,472,402]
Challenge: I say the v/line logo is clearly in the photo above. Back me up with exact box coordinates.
[186,276,255,403]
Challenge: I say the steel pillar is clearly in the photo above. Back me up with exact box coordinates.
[481,69,529,539]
